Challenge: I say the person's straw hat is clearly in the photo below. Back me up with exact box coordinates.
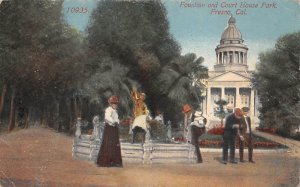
[108,95,119,104]
[182,104,192,113]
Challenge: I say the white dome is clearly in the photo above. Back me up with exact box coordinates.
[221,16,242,42]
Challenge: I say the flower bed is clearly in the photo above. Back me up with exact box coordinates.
[199,139,223,147]
[253,141,282,149]
[207,124,224,135]
[199,139,282,149]
[173,133,286,149]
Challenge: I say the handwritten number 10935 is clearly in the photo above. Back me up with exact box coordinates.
[66,7,88,14]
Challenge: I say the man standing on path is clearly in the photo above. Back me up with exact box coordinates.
[222,108,243,164]
[238,107,255,163]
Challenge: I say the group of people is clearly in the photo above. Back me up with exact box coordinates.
[182,104,254,165]
[96,95,254,168]
[222,107,254,164]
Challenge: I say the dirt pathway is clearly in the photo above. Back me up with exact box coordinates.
[0,127,299,187]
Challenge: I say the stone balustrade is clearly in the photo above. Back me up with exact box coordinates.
[72,117,197,164]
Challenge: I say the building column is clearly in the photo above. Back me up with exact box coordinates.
[233,51,236,64]
[207,87,211,117]
[241,53,244,64]
[234,51,237,64]
[238,52,241,64]
[250,89,255,118]
[228,51,231,64]
[221,87,225,100]
[217,53,219,64]
[235,87,240,108]
[245,53,247,64]
[221,52,224,64]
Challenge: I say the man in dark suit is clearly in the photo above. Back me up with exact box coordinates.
[238,107,255,163]
[222,108,243,164]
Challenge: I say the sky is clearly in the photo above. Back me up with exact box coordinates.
[63,0,300,70]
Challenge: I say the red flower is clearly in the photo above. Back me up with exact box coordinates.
[207,124,224,135]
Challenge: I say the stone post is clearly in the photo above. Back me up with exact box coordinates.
[90,116,102,162]
[143,142,153,164]
[75,118,82,138]
[91,115,100,140]
[167,123,172,141]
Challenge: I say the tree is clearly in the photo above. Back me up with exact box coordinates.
[0,0,85,132]
[85,1,208,123]
[81,59,134,119]
[153,54,208,122]
[253,32,300,137]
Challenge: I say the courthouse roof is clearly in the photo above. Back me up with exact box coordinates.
[208,71,251,82]
[220,15,243,43]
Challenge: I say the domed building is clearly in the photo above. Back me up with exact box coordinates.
[202,16,259,125]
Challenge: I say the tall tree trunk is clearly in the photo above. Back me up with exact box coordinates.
[24,108,29,129]
[58,98,68,132]
[70,98,76,133]
[75,96,82,119]
[63,98,72,133]
[8,86,16,132]
[41,106,47,127]
[53,100,59,131]
[74,97,79,119]
[48,108,54,128]
[45,106,50,128]
[0,83,7,119]
[68,98,74,134]
[58,98,63,132]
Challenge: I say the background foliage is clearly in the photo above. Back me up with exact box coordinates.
[254,32,300,138]
[0,0,208,133]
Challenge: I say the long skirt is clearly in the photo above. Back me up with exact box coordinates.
[191,126,205,163]
[96,123,123,167]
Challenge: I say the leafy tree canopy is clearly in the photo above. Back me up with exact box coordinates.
[0,0,85,104]
[253,31,300,136]
[85,1,208,122]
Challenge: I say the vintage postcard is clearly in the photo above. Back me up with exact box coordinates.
[0,0,299,186]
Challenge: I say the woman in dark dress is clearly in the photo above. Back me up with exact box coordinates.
[191,110,207,163]
[97,95,122,167]
[183,104,207,163]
